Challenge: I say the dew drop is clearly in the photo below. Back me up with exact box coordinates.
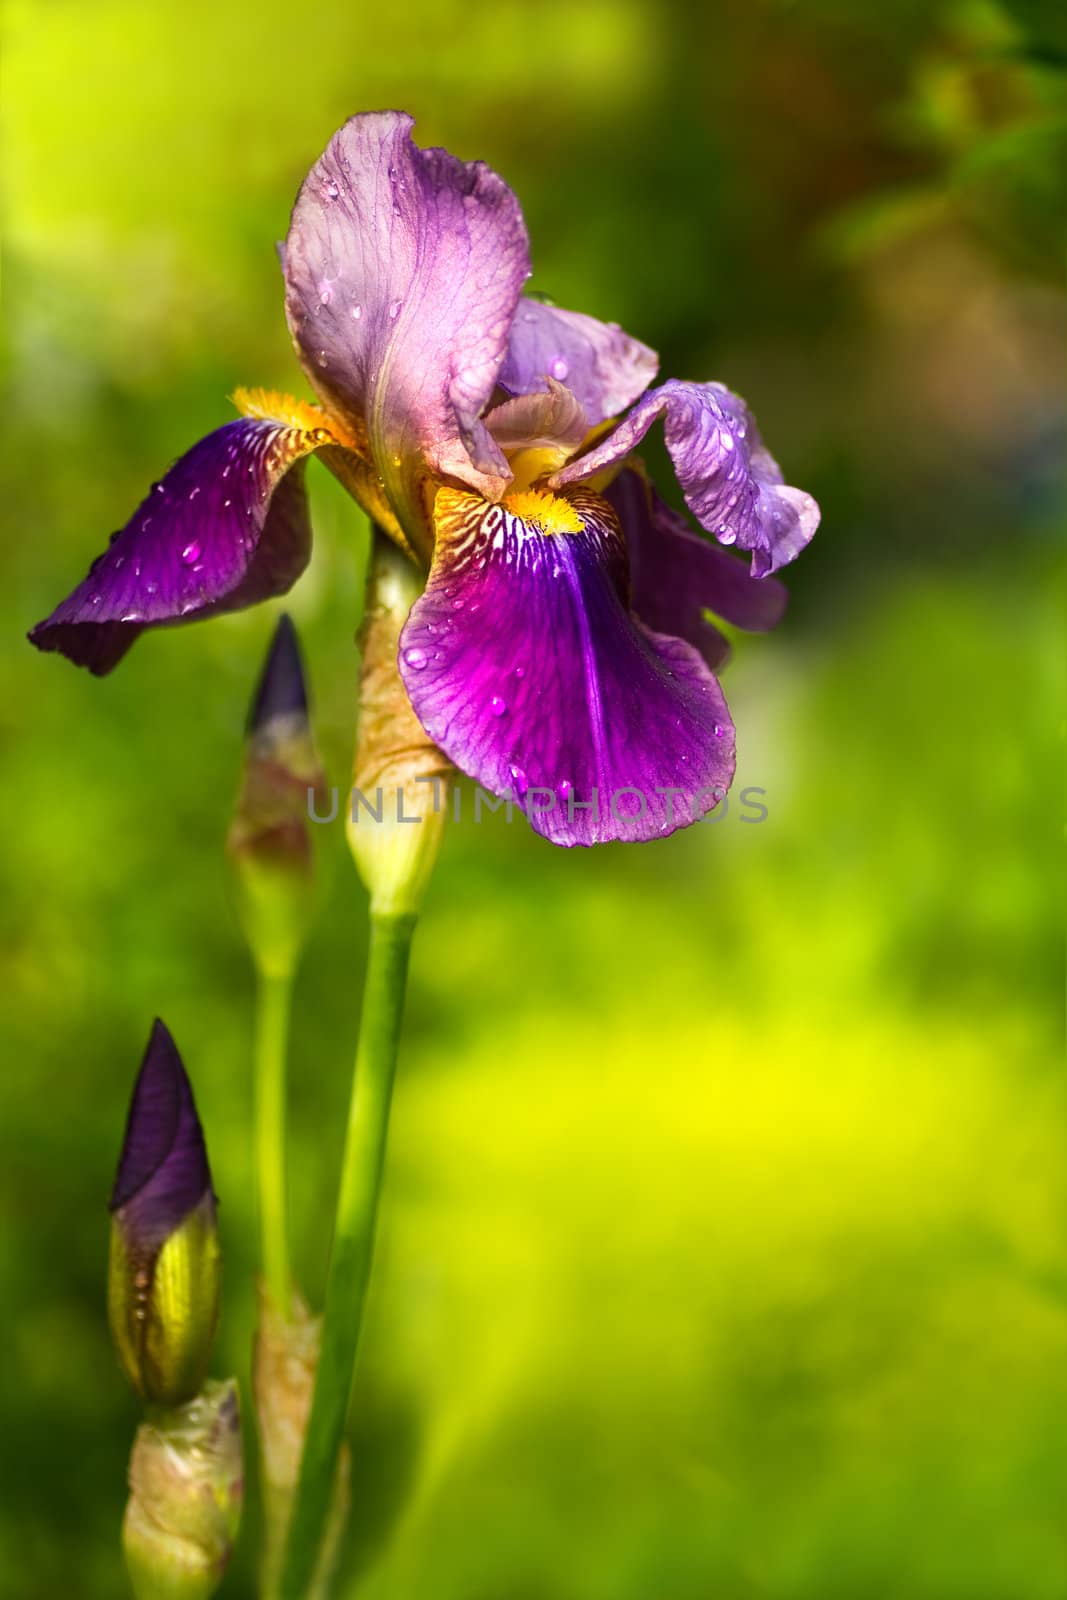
[550,357,569,381]
[181,541,201,564]
[388,300,402,319]
[557,778,572,800]
[513,664,525,678]
[323,179,339,200]
[350,302,363,320]
[451,596,465,611]
[404,646,428,670]
[713,723,726,738]
[509,763,528,794]
[489,695,508,717]
[318,283,333,307]
[317,350,328,368]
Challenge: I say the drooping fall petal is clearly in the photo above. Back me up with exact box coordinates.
[553,378,819,576]
[398,486,735,847]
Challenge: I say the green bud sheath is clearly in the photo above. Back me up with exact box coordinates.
[109,1193,221,1408]
[123,1379,243,1600]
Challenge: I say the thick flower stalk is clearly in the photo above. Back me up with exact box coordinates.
[31,109,819,849]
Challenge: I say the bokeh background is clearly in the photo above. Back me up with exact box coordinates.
[2,1,1064,1595]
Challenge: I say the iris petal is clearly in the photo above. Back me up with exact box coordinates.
[498,298,658,424]
[553,378,820,576]
[607,469,788,669]
[29,412,341,674]
[398,485,735,848]
[283,111,531,552]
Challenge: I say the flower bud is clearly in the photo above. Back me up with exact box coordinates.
[348,533,450,916]
[253,1284,350,1598]
[122,1379,243,1600]
[109,1020,221,1407]
[228,613,329,978]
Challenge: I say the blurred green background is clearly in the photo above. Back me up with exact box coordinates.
[2,0,1064,1595]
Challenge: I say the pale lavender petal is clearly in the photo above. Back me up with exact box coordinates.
[29,418,325,674]
[553,379,820,577]
[398,486,735,848]
[284,111,530,548]
[498,299,658,424]
[607,469,788,669]
[485,379,588,453]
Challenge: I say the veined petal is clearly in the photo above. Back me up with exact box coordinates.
[607,469,788,669]
[398,486,735,848]
[553,378,820,576]
[284,111,530,554]
[499,298,658,424]
[29,401,349,674]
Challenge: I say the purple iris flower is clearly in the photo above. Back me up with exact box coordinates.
[31,111,819,847]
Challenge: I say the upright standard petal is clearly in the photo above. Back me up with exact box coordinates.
[30,400,347,674]
[398,486,735,847]
[553,378,820,577]
[498,299,658,425]
[607,470,788,669]
[283,111,531,552]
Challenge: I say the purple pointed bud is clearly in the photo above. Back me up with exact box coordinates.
[247,613,309,735]
[228,616,328,978]
[108,1022,220,1406]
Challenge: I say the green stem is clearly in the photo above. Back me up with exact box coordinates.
[278,911,416,1600]
[255,969,294,1320]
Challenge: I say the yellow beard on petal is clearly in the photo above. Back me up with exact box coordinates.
[231,387,360,451]
[501,487,584,536]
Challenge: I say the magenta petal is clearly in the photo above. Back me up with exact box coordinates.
[498,298,658,424]
[399,487,735,848]
[284,111,531,539]
[607,469,788,669]
[553,378,820,576]
[29,419,319,674]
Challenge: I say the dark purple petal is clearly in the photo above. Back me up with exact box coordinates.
[553,379,820,577]
[248,613,309,733]
[607,469,788,669]
[30,418,328,674]
[111,1020,213,1257]
[498,298,658,425]
[399,486,735,847]
[283,111,531,549]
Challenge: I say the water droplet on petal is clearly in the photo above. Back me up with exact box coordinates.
[351,302,363,320]
[557,778,572,800]
[188,486,200,501]
[388,300,402,319]
[550,357,569,381]
[509,763,528,795]
[713,723,726,738]
[323,179,339,200]
[181,542,201,565]
[489,695,508,717]
[403,646,428,670]
[513,664,525,678]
